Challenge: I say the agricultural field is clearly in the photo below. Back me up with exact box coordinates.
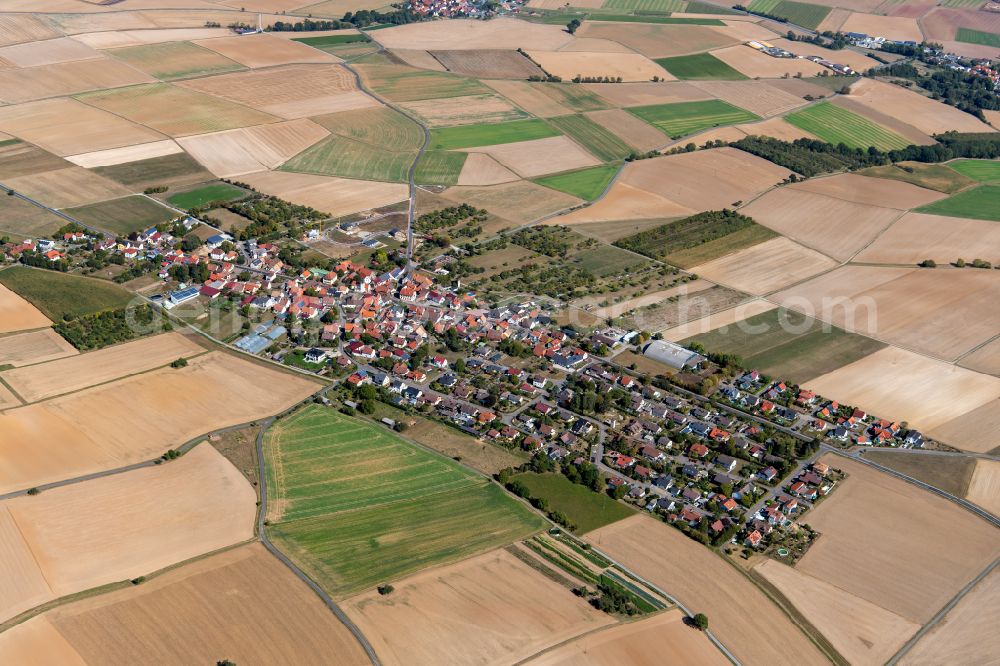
[574,22,738,59]
[946,158,1000,182]
[456,153,519,186]
[655,52,747,80]
[535,165,619,200]
[166,181,245,209]
[693,236,838,296]
[65,140,182,169]
[916,184,1000,221]
[863,450,976,498]
[601,0,687,10]
[177,118,329,177]
[584,108,667,152]
[355,53,490,102]
[748,0,831,29]
[466,135,601,178]
[428,118,560,150]
[511,472,636,533]
[785,101,910,150]
[587,515,828,665]
[955,27,1000,47]
[710,44,825,78]
[545,114,632,162]
[0,58,155,105]
[0,280,51,334]
[627,99,760,139]
[282,133,417,182]
[194,32,337,68]
[486,80,612,116]
[108,41,244,80]
[856,212,1000,265]
[683,308,887,384]
[345,548,614,666]
[0,194,67,239]
[525,50,670,83]
[238,171,408,217]
[0,267,132,321]
[93,151,213,191]
[845,78,994,135]
[263,405,546,597]
[0,544,372,666]
[415,150,468,185]
[66,195,178,235]
[0,328,77,368]
[429,48,544,78]
[860,161,976,193]
[6,166,131,209]
[400,93,528,128]
[0,140,69,180]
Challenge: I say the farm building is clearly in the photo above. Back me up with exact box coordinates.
[642,340,706,371]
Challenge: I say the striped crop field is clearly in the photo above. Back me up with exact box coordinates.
[627,99,760,139]
[601,0,688,11]
[785,102,910,151]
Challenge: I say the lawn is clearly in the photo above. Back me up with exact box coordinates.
[684,307,887,384]
[627,99,759,139]
[914,184,1000,221]
[428,118,560,150]
[414,150,468,185]
[946,159,1000,183]
[66,196,178,235]
[282,134,417,182]
[511,472,636,534]
[956,28,1000,48]
[546,114,632,162]
[167,182,246,210]
[0,265,133,320]
[655,52,748,80]
[860,162,976,194]
[263,405,546,597]
[534,164,619,200]
[785,102,910,151]
[748,0,830,29]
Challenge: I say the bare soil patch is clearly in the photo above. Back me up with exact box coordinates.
[431,48,543,79]
[238,170,408,217]
[177,119,329,177]
[710,45,825,78]
[0,283,51,334]
[371,17,572,50]
[798,454,1000,624]
[1,332,203,404]
[345,547,613,665]
[526,50,670,83]
[0,58,154,104]
[845,78,994,135]
[4,166,132,209]
[693,236,838,296]
[467,135,601,178]
[577,22,738,58]
[856,212,1000,266]
[194,33,338,68]
[587,515,827,666]
[585,108,666,152]
[0,328,77,368]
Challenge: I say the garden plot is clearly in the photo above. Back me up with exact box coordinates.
[525,51,671,82]
[194,32,338,68]
[178,64,375,119]
[692,237,838,296]
[177,119,329,177]
[238,171,407,217]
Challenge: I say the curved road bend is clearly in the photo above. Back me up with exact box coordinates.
[254,415,383,666]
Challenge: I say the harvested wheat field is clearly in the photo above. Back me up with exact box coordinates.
[741,187,904,261]
[0,283,50,333]
[806,346,1000,434]
[457,153,519,186]
[0,351,317,493]
[65,140,182,169]
[442,180,582,223]
[855,212,1000,265]
[0,37,100,68]
[526,51,671,83]
[902,567,1000,666]
[194,33,337,68]
[0,140,67,179]
[0,544,371,666]
[107,40,244,81]
[681,125,747,145]
[791,172,947,209]
[0,58,154,104]
[965,460,1000,516]
[693,237,838,296]
[238,170,407,216]
[689,80,808,117]
[177,119,329,177]
[576,22,738,58]
[711,45,825,78]
[0,506,53,623]
[736,116,818,141]
[525,610,728,666]
[0,98,165,157]
[1,332,203,404]
[587,515,826,666]
[839,12,923,42]
[797,454,1000,623]
[585,108,666,152]
[930,398,1000,454]
[774,266,1000,361]
[828,95,936,146]
[846,78,994,135]
[0,616,85,666]
[0,328,77,368]
[3,166,132,209]
[0,443,255,623]
[621,148,791,212]
[660,298,778,341]
[401,94,526,128]
[484,80,575,117]
[372,17,571,50]
[71,27,233,49]
[585,81,711,107]
[430,48,543,78]
[345,547,613,665]
[179,64,374,119]
[390,49,445,71]
[557,37,635,53]
[0,15,61,47]
[960,336,1000,377]
[78,83,278,137]
[466,135,601,178]
[754,559,918,666]
[557,183,693,224]
[0,383,19,410]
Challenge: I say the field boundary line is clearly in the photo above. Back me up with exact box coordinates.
[0,375,26,406]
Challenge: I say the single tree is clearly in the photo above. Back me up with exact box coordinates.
[693,613,709,631]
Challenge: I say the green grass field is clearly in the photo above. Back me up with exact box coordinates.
[546,114,632,162]
[264,406,546,596]
[915,184,1000,221]
[282,135,417,183]
[684,308,886,384]
[534,165,619,200]
[512,473,635,534]
[167,182,245,210]
[627,99,759,139]
[0,265,133,320]
[655,52,748,80]
[428,118,560,150]
[314,106,424,151]
[956,28,1000,48]
[66,196,177,235]
[573,244,648,276]
[587,14,724,24]
[946,159,1000,183]
[414,150,468,185]
[601,0,686,11]
[785,102,910,151]
[748,0,830,28]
